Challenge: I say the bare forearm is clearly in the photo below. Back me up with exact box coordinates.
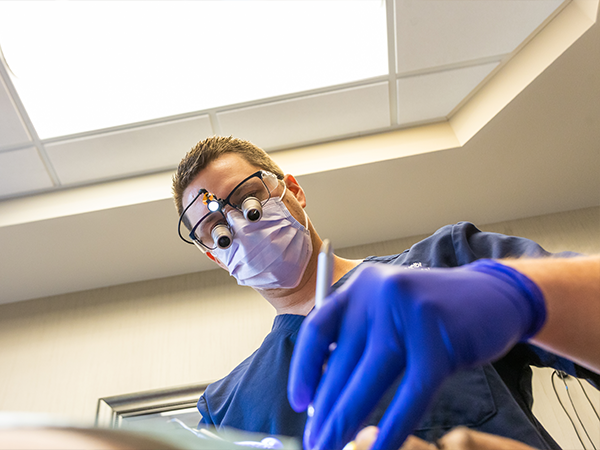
[501,256,600,373]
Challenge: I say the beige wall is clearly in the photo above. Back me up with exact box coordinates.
[0,206,598,447]
[0,269,275,422]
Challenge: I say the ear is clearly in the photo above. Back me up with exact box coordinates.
[283,174,306,208]
[206,251,229,271]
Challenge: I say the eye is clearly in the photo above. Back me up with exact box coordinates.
[228,174,271,208]
[195,213,227,243]
[231,188,263,207]
[241,190,260,200]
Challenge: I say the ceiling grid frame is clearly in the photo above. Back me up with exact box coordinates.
[31,75,389,145]
[0,0,598,304]
[386,0,399,127]
[0,0,581,202]
[444,0,573,122]
[396,54,507,80]
[0,53,60,187]
[208,111,221,137]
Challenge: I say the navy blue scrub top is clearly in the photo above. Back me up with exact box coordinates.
[197,222,599,448]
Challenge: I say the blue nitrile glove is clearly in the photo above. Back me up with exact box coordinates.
[287,259,546,450]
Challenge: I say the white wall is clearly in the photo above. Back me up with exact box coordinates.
[533,367,599,450]
[0,206,598,448]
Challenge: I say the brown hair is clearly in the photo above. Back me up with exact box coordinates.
[172,136,284,222]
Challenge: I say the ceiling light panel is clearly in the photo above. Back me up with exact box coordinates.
[0,1,388,140]
[395,0,565,73]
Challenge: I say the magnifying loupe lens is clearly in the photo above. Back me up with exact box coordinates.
[212,224,232,249]
[242,197,262,222]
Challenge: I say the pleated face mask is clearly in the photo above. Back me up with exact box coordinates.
[211,186,313,290]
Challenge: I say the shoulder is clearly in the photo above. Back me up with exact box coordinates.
[358,223,469,270]
[365,222,553,269]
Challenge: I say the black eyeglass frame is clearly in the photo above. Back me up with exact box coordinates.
[177,170,279,250]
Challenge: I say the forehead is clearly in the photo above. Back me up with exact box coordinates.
[182,153,260,210]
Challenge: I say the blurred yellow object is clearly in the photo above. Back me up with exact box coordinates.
[343,440,357,450]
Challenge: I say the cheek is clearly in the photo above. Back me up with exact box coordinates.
[293,206,310,231]
[206,251,229,271]
[283,197,305,223]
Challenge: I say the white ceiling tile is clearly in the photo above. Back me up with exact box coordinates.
[397,62,500,125]
[217,83,390,150]
[0,75,31,147]
[0,147,54,198]
[44,115,213,185]
[395,0,563,73]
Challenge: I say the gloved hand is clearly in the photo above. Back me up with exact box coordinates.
[287,259,546,450]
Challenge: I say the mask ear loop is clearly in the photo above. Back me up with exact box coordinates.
[279,183,287,201]
[279,181,310,231]
[302,209,310,231]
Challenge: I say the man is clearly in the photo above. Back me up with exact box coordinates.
[172,136,598,449]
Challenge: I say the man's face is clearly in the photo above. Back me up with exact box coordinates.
[182,152,312,253]
[183,152,317,293]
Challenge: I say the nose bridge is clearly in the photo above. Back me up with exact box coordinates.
[224,205,244,228]
[222,202,237,216]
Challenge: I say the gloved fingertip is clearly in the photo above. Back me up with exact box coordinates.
[287,382,312,412]
[289,398,307,413]
[303,425,316,450]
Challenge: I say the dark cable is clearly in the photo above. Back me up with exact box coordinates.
[561,372,597,450]
[575,377,600,422]
[552,370,588,450]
